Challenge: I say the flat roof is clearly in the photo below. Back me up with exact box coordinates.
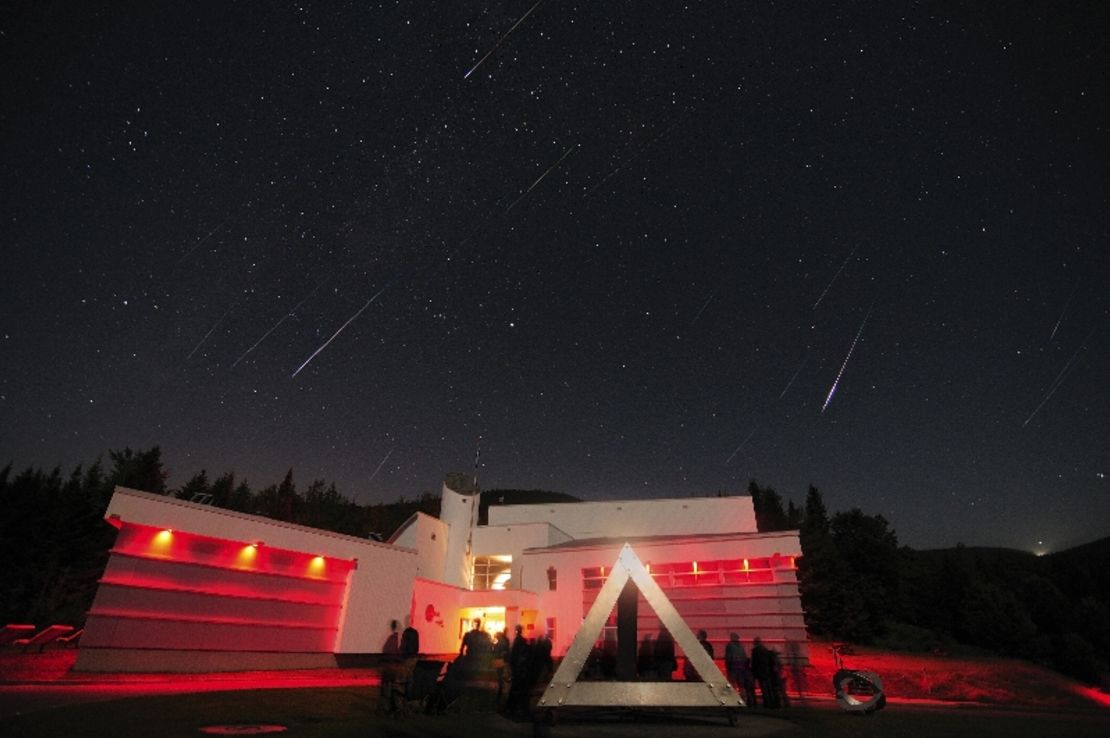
[518,528,800,554]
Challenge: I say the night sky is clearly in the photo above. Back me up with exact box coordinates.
[2,2,1107,551]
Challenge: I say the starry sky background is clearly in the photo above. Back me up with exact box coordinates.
[2,2,1107,551]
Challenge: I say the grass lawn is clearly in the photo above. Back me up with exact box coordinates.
[2,686,1110,738]
[802,642,1107,708]
[0,687,522,738]
[2,641,1108,737]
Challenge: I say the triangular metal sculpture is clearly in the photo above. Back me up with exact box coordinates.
[539,543,744,716]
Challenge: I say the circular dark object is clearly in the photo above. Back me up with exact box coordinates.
[833,669,886,713]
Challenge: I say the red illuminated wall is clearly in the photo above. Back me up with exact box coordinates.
[82,522,355,654]
[581,555,807,660]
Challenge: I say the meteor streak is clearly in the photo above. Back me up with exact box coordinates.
[187,308,231,359]
[176,220,226,266]
[1022,327,1097,427]
[822,301,875,413]
[367,447,395,484]
[1049,276,1080,341]
[725,429,756,465]
[464,0,543,80]
[780,355,809,399]
[291,281,393,378]
[813,245,858,310]
[690,285,720,327]
[506,143,578,211]
[231,284,321,368]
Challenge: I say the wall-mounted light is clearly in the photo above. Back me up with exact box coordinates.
[237,542,260,564]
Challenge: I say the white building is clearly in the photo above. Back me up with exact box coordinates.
[76,476,808,673]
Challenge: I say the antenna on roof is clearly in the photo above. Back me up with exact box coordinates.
[473,435,481,487]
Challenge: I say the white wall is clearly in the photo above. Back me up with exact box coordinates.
[488,496,758,539]
[390,512,449,582]
[519,532,805,660]
[440,482,479,588]
[471,522,573,588]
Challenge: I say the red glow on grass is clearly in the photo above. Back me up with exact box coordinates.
[1075,685,1110,708]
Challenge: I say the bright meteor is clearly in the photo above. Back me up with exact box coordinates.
[822,301,875,413]
[291,281,393,379]
[463,0,543,80]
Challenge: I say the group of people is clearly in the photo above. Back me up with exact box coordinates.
[501,622,554,717]
[382,618,421,659]
[457,618,553,718]
[383,617,796,713]
[633,628,793,707]
[378,618,422,713]
[725,633,791,708]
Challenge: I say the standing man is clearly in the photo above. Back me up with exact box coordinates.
[725,632,755,706]
[460,618,491,657]
[684,629,713,681]
[505,624,532,717]
[653,630,677,681]
[400,619,420,658]
[750,637,777,708]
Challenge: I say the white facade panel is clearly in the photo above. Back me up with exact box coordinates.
[487,496,758,539]
[519,532,805,660]
[390,512,449,582]
[471,522,573,588]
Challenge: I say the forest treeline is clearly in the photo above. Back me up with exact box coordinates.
[1,447,1107,686]
[749,481,1109,685]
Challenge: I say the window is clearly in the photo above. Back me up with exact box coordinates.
[472,555,512,590]
[582,555,797,590]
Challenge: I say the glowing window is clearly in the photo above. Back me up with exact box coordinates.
[472,555,512,590]
[582,555,801,589]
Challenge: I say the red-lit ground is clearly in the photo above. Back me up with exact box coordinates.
[0,650,377,687]
[802,642,1108,709]
[2,642,1107,719]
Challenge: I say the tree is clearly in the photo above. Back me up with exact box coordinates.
[957,579,1036,653]
[176,469,210,501]
[748,480,795,532]
[107,446,167,493]
[209,472,237,508]
[228,479,255,513]
[797,485,865,638]
[828,508,901,641]
[254,469,299,521]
